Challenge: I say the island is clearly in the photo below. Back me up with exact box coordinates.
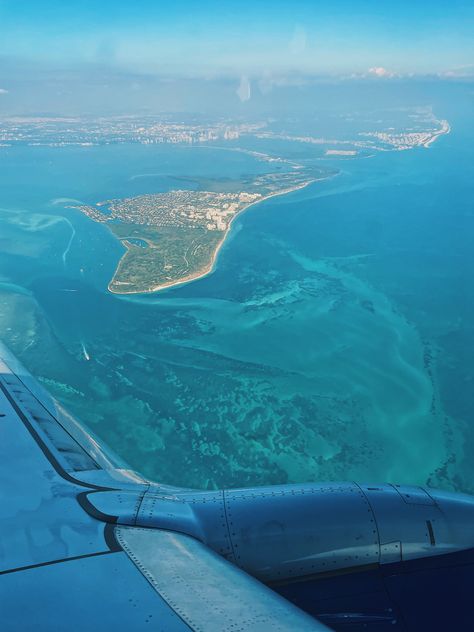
[69,170,320,294]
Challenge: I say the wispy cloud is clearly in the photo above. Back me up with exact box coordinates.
[438,64,474,79]
[236,75,251,102]
[258,73,311,94]
[289,26,307,56]
[0,88,9,94]
[344,67,400,80]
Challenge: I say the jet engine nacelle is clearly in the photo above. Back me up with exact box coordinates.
[86,481,474,583]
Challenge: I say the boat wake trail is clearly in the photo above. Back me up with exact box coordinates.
[61,218,76,268]
[80,341,90,361]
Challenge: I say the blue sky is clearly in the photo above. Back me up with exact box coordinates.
[0,0,473,77]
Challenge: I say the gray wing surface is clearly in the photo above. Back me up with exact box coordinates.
[0,342,329,631]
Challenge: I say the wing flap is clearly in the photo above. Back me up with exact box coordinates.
[116,526,331,631]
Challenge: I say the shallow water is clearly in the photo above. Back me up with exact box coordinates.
[0,104,472,491]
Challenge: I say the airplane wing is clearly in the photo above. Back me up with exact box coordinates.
[3,338,474,631]
[0,342,329,631]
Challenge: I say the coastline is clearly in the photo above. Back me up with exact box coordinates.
[424,119,451,147]
[107,178,320,295]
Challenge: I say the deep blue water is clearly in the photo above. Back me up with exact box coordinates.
[0,100,472,491]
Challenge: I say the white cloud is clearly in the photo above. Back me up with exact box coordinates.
[368,66,396,78]
[0,88,9,94]
[236,75,251,102]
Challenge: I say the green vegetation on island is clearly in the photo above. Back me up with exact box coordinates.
[109,223,224,293]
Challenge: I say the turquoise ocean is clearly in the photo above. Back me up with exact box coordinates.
[0,101,472,491]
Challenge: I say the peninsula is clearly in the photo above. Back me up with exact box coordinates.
[70,171,318,294]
